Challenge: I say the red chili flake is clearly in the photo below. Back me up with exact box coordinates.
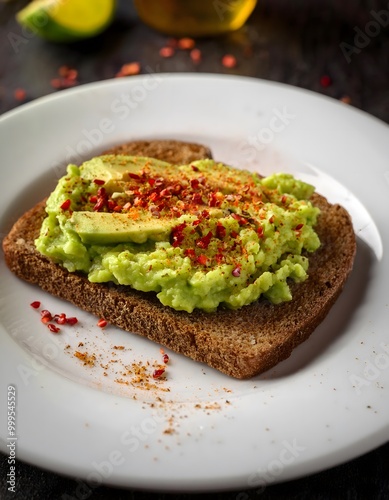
[94,179,105,185]
[208,192,221,207]
[128,173,141,180]
[66,317,78,326]
[53,313,66,325]
[14,88,26,102]
[232,265,241,277]
[232,213,247,225]
[159,46,175,58]
[295,223,304,231]
[222,54,237,68]
[231,230,239,239]
[268,215,275,224]
[196,254,208,266]
[257,226,264,238]
[58,65,73,78]
[60,199,71,210]
[190,48,202,64]
[57,313,66,325]
[281,195,287,204]
[162,354,169,364]
[190,178,200,189]
[116,62,141,77]
[171,222,187,247]
[66,69,78,81]
[93,189,108,210]
[30,301,41,309]
[93,198,106,212]
[50,68,78,90]
[147,192,158,203]
[192,192,203,204]
[184,248,196,258]
[55,313,67,325]
[152,368,165,379]
[40,310,52,323]
[172,183,183,194]
[89,195,98,203]
[215,253,224,264]
[196,231,213,249]
[48,323,60,333]
[191,165,199,172]
[320,75,332,88]
[216,223,226,239]
[97,318,107,328]
[108,200,117,211]
[178,37,195,50]
[135,197,148,208]
[160,188,172,198]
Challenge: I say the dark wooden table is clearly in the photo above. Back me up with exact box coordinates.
[1,1,388,499]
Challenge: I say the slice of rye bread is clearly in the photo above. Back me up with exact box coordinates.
[2,142,356,379]
[102,139,212,164]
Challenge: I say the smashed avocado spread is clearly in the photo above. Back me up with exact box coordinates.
[35,155,321,313]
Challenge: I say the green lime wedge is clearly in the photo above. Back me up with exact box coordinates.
[16,0,116,43]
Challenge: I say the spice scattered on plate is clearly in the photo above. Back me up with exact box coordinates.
[14,88,27,102]
[115,62,141,78]
[159,46,175,58]
[30,302,79,332]
[74,351,96,366]
[190,48,202,64]
[177,37,195,50]
[319,74,332,88]
[222,54,237,69]
[51,65,79,90]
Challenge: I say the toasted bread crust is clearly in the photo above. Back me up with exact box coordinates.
[103,140,212,164]
[2,143,356,379]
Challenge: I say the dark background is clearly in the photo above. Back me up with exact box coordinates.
[1,0,388,498]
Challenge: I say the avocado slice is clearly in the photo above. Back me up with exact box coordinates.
[80,155,177,193]
[69,156,240,246]
[68,211,176,244]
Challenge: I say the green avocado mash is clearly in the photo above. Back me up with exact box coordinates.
[36,155,320,313]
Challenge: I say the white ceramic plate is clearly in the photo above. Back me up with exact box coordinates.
[0,75,388,492]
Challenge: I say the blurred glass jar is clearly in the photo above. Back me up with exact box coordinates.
[133,0,257,37]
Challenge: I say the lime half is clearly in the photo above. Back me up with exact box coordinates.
[16,0,116,42]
